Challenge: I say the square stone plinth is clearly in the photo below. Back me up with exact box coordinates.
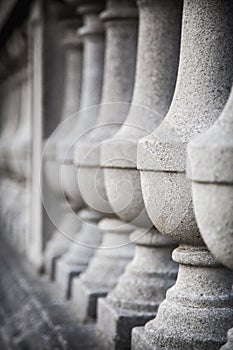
[72,278,107,322]
[55,259,83,299]
[97,298,155,350]
[44,255,60,280]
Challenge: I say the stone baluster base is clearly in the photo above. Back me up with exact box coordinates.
[132,245,233,350]
[55,209,102,299]
[44,206,81,279]
[71,218,134,321]
[96,228,177,350]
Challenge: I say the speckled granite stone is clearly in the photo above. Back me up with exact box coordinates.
[136,0,233,348]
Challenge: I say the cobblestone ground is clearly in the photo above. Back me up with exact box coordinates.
[0,238,100,350]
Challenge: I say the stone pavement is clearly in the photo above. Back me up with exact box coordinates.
[0,238,100,350]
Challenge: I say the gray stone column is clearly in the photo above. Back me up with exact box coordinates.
[0,74,19,178]
[5,30,28,180]
[187,87,233,349]
[54,0,105,297]
[135,0,233,349]
[97,0,182,348]
[44,8,83,277]
[8,72,31,183]
[2,85,21,241]
[0,29,28,248]
[4,30,31,253]
[70,0,138,320]
[29,0,47,269]
[7,68,31,253]
[0,71,20,239]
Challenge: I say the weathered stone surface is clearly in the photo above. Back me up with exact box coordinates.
[97,228,177,350]
[187,87,233,270]
[138,0,233,244]
[188,87,233,350]
[136,0,233,348]
[133,247,233,350]
[101,0,182,171]
[97,0,182,347]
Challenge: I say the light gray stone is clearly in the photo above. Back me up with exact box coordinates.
[55,208,102,299]
[71,0,138,319]
[8,69,31,183]
[52,0,105,294]
[97,228,177,350]
[101,0,182,171]
[44,205,82,278]
[187,87,233,269]
[97,0,182,347]
[71,218,135,321]
[133,248,233,350]
[74,0,138,170]
[43,12,83,276]
[29,1,63,269]
[0,77,19,231]
[136,0,233,349]
[0,27,30,253]
[188,87,233,349]
[73,0,138,216]
[55,0,105,191]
